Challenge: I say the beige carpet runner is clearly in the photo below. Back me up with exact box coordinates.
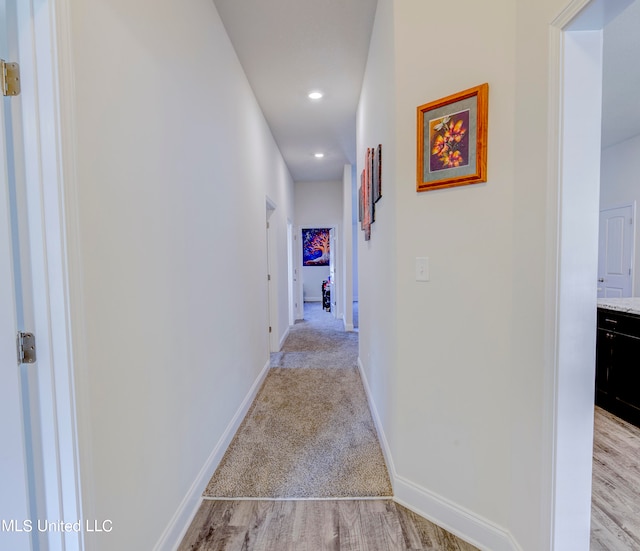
[204,303,392,499]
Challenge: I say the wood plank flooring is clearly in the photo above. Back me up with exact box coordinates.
[591,406,640,550]
[179,499,479,551]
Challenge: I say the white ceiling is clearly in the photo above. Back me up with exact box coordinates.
[212,0,378,182]
[602,1,640,148]
[212,0,636,182]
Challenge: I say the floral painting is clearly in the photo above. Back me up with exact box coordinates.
[429,110,470,172]
[302,228,331,266]
[417,83,488,192]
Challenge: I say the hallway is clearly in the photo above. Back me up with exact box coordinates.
[178,303,478,550]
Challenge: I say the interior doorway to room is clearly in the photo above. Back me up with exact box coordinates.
[552,0,634,548]
[298,226,338,320]
[266,199,277,352]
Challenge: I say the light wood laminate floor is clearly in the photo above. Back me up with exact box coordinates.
[179,499,479,551]
[591,407,640,550]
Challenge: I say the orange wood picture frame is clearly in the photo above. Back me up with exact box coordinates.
[417,83,488,192]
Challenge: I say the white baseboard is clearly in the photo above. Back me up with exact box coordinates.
[153,359,271,551]
[357,357,396,480]
[279,326,290,350]
[394,477,521,551]
[356,358,519,551]
[343,321,354,332]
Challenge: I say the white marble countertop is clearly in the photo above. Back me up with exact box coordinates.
[597,297,640,316]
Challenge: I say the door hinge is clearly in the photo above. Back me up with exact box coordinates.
[267,274,271,281]
[269,326,272,333]
[17,332,36,364]
[1,60,21,97]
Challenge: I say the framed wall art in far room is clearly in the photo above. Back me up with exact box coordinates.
[302,228,331,266]
[417,83,488,192]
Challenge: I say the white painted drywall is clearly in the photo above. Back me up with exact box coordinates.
[358,0,585,549]
[397,0,516,533]
[295,180,343,306]
[66,1,293,549]
[342,165,354,329]
[302,264,329,302]
[601,133,640,296]
[356,0,398,485]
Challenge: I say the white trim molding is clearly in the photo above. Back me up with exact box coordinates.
[357,357,395,481]
[394,479,521,551]
[14,1,87,549]
[357,358,520,551]
[545,1,631,548]
[278,326,290,351]
[153,360,270,551]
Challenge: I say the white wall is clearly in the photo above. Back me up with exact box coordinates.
[358,0,574,549]
[342,165,354,329]
[302,264,329,301]
[295,180,343,306]
[601,133,640,295]
[356,0,398,488]
[395,0,515,535]
[66,1,294,549]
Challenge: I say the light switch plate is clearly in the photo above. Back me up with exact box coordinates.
[415,257,429,282]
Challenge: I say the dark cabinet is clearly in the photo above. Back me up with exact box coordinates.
[596,327,613,406]
[596,308,640,427]
[322,280,331,312]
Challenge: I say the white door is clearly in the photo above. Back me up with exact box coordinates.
[598,205,634,298]
[0,1,32,544]
[266,203,277,352]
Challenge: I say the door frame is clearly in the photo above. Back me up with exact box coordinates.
[266,197,277,352]
[0,2,31,544]
[286,219,295,327]
[547,0,633,547]
[297,223,340,317]
[12,0,86,548]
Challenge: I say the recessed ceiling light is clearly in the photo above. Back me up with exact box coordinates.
[314,153,325,158]
[308,91,323,100]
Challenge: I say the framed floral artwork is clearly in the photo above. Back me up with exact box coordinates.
[416,83,488,192]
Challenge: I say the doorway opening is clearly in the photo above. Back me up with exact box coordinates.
[266,197,277,353]
[550,0,634,547]
[287,220,295,327]
[298,225,339,320]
